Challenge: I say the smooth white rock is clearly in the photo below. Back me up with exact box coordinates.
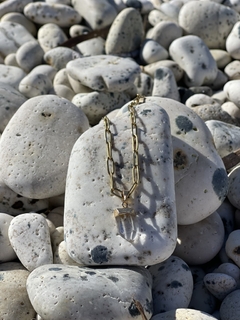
[140,39,168,65]
[225,230,240,267]
[143,60,184,82]
[4,53,19,67]
[76,37,105,56]
[205,120,240,157]
[8,213,53,271]
[27,264,153,320]
[147,21,183,50]
[203,272,237,300]
[1,12,37,36]
[152,309,219,320]
[0,82,27,133]
[72,91,130,125]
[67,55,141,92]
[148,9,176,26]
[54,240,82,265]
[37,23,68,52]
[159,1,182,21]
[30,64,57,82]
[0,181,49,216]
[71,0,118,30]
[44,47,81,71]
[0,262,35,320]
[228,167,240,210]
[19,72,53,98]
[220,290,240,320]
[0,212,17,262]
[224,80,240,108]
[50,84,75,101]
[210,49,232,69]
[67,74,93,94]
[0,95,89,199]
[16,40,44,73]
[211,90,228,104]
[0,0,32,19]
[149,255,193,314]
[105,7,144,56]
[169,35,218,87]
[224,60,240,80]
[0,65,26,90]
[24,2,81,27]
[174,211,225,265]
[226,22,240,60]
[53,68,72,89]
[51,226,64,253]
[47,207,64,228]
[69,24,91,37]
[185,94,217,108]
[178,1,239,49]
[152,67,180,101]
[0,21,35,57]
[65,99,177,266]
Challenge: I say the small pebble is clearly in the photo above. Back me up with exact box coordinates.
[220,289,240,320]
[16,40,44,73]
[44,47,81,71]
[37,23,68,52]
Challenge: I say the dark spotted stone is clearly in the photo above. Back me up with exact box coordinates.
[212,168,228,201]
[175,115,193,133]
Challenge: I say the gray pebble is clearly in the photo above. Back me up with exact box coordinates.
[16,40,44,73]
[220,289,240,320]
[0,64,26,90]
[37,23,68,52]
[4,52,19,67]
[50,84,75,101]
[204,272,237,300]
[225,230,240,267]
[44,47,81,71]
[19,72,53,98]
[1,12,37,36]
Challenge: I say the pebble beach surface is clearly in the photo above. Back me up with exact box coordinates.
[1,0,240,319]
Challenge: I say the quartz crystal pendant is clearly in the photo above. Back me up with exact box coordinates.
[114,208,137,242]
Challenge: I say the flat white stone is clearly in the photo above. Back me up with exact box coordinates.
[0,213,17,262]
[169,35,218,87]
[65,99,177,266]
[72,91,130,125]
[220,290,240,320]
[0,95,89,199]
[178,1,239,49]
[66,55,141,92]
[204,273,237,300]
[44,47,81,71]
[0,65,26,90]
[16,40,44,73]
[27,264,153,320]
[174,211,225,265]
[71,0,118,30]
[8,213,53,271]
[152,308,218,320]
[149,255,193,315]
[0,21,35,57]
[37,23,68,52]
[105,7,144,56]
[24,2,81,27]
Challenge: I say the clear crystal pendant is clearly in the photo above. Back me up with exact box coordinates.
[114,207,137,242]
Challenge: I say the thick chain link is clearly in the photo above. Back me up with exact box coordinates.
[103,94,145,207]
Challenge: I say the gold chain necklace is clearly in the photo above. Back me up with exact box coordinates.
[103,94,145,221]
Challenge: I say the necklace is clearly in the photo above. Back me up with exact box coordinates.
[103,95,145,240]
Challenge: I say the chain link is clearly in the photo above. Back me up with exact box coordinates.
[103,94,145,207]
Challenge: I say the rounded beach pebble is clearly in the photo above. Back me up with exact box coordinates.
[151,308,218,320]
[0,95,89,199]
[220,289,240,320]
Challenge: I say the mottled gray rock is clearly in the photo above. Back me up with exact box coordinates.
[16,40,44,73]
[8,213,53,271]
[178,1,239,49]
[0,0,32,19]
[214,262,240,288]
[67,55,141,92]
[148,9,176,26]
[27,264,153,320]
[65,99,177,266]
[69,24,91,37]
[0,95,89,199]
[225,230,240,267]
[37,23,68,52]
[174,211,225,265]
[0,213,17,262]
[54,240,82,266]
[204,273,237,300]
[44,47,81,71]
[149,255,193,314]
[24,2,81,27]
[134,72,153,96]
[105,7,144,56]
[220,290,240,320]
[143,60,184,82]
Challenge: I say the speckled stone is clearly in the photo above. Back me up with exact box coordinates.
[152,67,180,101]
[134,72,153,96]
[0,213,17,262]
[8,213,53,271]
[27,264,153,320]
[174,211,225,265]
[37,23,68,52]
[44,47,81,71]
[0,82,27,133]
[76,37,105,56]
[228,168,240,210]
[220,289,240,320]
[66,55,141,92]
[149,255,193,315]
[152,308,219,320]
[178,1,239,49]
[0,21,35,57]
[72,91,130,126]
[0,64,26,90]
[71,0,118,30]
[29,64,57,81]
[16,40,44,73]
[19,72,53,98]
[0,262,36,320]
[69,24,91,37]
[1,12,37,36]
[204,272,237,300]
[148,9,176,26]
[0,95,89,199]
[140,39,168,65]
[147,21,183,50]
[145,97,228,225]
[105,7,144,56]
[225,230,240,267]
[169,35,218,87]
[143,60,184,82]
[65,99,177,266]
[216,200,235,239]
[54,240,82,266]
[24,2,82,27]
[185,94,218,109]
[0,0,32,18]
[214,262,240,288]
[205,120,240,157]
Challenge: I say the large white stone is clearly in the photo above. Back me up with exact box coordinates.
[65,98,177,266]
